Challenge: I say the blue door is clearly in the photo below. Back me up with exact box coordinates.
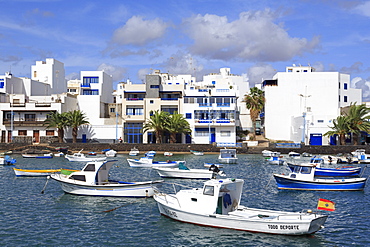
[310,133,322,146]
[211,133,216,143]
[82,134,87,143]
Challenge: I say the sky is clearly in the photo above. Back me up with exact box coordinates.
[1,0,370,100]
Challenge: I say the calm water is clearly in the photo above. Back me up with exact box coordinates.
[1,153,369,246]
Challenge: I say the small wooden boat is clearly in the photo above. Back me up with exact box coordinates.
[51,160,163,197]
[127,157,181,168]
[0,155,16,165]
[154,178,328,235]
[218,148,237,164]
[129,147,140,156]
[13,167,61,176]
[65,150,107,162]
[153,162,225,179]
[105,149,117,157]
[190,150,204,156]
[274,163,367,191]
[22,153,53,158]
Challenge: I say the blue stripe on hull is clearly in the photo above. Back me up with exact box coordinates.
[314,170,360,177]
[274,177,366,190]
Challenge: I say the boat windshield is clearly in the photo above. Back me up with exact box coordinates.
[203,185,214,196]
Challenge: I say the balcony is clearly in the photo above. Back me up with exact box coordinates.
[126,98,143,101]
[216,103,230,107]
[198,103,212,107]
[3,119,45,127]
[161,98,178,101]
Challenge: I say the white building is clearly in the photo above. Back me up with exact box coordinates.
[31,58,66,94]
[263,65,362,145]
[66,71,117,143]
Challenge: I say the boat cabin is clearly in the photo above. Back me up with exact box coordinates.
[309,157,324,167]
[219,149,237,159]
[288,164,315,180]
[175,178,244,215]
[66,160,117,185]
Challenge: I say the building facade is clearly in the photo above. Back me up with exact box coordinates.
[263,65,362,145]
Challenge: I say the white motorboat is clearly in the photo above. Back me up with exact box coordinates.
[127,157,182,168]
[164,152,173,157]
[190,150,204,156]
[153,178,328,235]
[153,162,225,179]
[0,155,16,165]
[22,153,53,158]
[105,149,117,157]
[288,151,301,158]
[261,150,275,157]
[51,160,163,197]
[129,147,140,156]
[218,148,237,164]
[65,150,107,162]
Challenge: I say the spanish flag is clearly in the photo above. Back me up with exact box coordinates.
[317,198,335,211]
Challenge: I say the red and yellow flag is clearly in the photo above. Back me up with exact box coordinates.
[317,198,335,211]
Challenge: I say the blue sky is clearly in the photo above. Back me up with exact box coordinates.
[1,0,370,100]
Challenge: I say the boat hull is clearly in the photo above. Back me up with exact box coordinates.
[154,168,214,179]
[127,158,180,168]
[218,158,238,164]
[51,174,162,197]
[154,196,327,235]
[14,168,61,177]
[287,163,361,177]
[274,174,367,191]
[65,155,107,162]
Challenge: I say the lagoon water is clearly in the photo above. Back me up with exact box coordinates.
[1,153,369,246]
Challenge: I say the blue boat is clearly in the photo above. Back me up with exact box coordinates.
[287,157,361,177]
[273,163,367,191]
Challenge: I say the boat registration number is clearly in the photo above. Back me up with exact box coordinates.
[268,225,299,230]
[164,208,178,218]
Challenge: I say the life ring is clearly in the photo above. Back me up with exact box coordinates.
[231,199,238,210]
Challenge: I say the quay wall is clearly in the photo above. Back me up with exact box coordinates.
[0,142,369,155]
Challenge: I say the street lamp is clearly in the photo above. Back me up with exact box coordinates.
[299,90,311,144]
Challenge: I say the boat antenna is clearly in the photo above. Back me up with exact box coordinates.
[41,175,51,194]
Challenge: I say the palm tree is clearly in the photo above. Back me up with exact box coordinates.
[66,110,89,143]
[43,111,69,143]
[324,115,350,145]
[345,103,370,145]
[166,113,192,143]
[244,87,265,138]
[143,110,169,143]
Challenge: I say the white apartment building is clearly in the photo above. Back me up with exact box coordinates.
[117,68,244,145]
[66,71,118,143]
[0,59,77,143]
[263,65,362,145]
[31,58,66,94]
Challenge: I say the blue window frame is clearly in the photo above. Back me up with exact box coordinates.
[186,113,192,119]
[344,83,348,90]
[82,89,99,95]
[150,85,159,89]
[344,96,348,102]
[124,123,143,143]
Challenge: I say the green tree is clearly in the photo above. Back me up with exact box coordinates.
[43,111,69,143]
[244,87,265,138]
[143,110,169,143]
[167,113,192,143]
[346,103,370,145]
[66,110,89,143]
[324,115,349,145]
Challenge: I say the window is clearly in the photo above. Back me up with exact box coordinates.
[18,130,27,136]
[306,107,311,112]
[317,120,324,123]
[83,76,99,84]
[124,122,143,143]
[300,167,312,174]
[126,108,143,115]
[0,78,4,88]
[70,175,86,182]
[203,185,214,196]
[344,96,348,102]
[110,108,115,113]
[33,71,37,77]
[25,114,36,121]
[344,83,348,90]
[46,130,54,136]
[150,85,159,88]
[68,88,77,93]
[186,113,192,119]
[288,68,293,72]
[220,131,231,137]
[83,164,95,171]
[150,100,154,104]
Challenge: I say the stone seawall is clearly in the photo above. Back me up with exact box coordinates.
[0,142,369,155]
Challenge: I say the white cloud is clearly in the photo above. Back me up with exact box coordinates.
[352,2,370,17]
[162,52,203,78]
[351,76,370,102]
[97,63,127,82]
[182,10,320,62]
[112,16,169,46]
[246,63,277,86]
[137,68,151,82]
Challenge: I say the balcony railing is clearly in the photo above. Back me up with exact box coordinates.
[216,103,230,107]
[161,98,178,101]
[198,103,212,107]
[126,98,144,101]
